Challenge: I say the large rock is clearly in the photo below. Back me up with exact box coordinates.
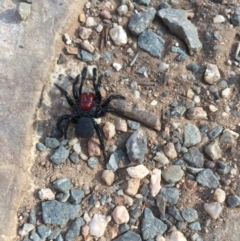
[141,207,167,240]
[157,8,202,55]
[41,200,81,226]
[128,8,156,35]
[0,1,86,239]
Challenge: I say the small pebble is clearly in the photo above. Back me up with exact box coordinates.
[112,206,130,224]
[204,202,223,219]
[113,63,122,71]
[103,122,116,139]
[101,170,115,186]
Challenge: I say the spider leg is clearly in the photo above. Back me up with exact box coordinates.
[55,84,75,108]
[92,68,103,106]
[99,95,125,110]
[91,118,108,164]
[73,75,80,101]
[56,114,74,139]
[79,67,87,96]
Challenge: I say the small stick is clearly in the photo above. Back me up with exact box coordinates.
[129,52,139,67]
[108,99,161,131]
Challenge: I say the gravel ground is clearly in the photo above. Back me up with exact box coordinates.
[16,0,240,241]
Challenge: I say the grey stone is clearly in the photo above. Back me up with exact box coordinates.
[162,165,184,183]
[141,207,167,240]
[167,206,183,221]
[65,218,85,241]
[119,223,130,234]
[183,123,201,147]
[36,224,51,239]
[107,150,130,171]
[45,137,60,148]
[36,142,47,151]
[181,207,198,223]
[69,152,80,164]
[57,52,67,64]
[77,50,93,62]
[127,120,140,130]
[227,195,240,207]
[29,230,42,241]
[52,178,71,193]
[41,200,81,226]
[231,15,240,26]
[100,194,107,205]
[157,8,202,55]
[196,169,219,188]
[170,46,188,62]
[130,209,142,219]
[126,128,147,163]
[138,30,165,58]
[170,106,186,117]
[183,147,204,168]
[136,66,147,75]
[87,157,99,169]
[70,189,85,204]
[207,126,223,139]
[17,2,31,20]
[136,0,150,6]
[55,234,64,241]
[186,63,200,73]
[113,231,142,241]
[48,227,61,240]
[189,221,201,230]
[216,161,231,175]
[56,191,70,202]
[160,187,179,204]
[29,208,36,225]
[139,183,149,197]
[128,8,156,35]
[103,51,112,62]
[50,145,69,164]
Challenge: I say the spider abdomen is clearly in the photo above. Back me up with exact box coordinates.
[79,93,95,111]
[76,117,94,138]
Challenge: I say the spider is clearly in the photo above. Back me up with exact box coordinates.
[55,67,125,163]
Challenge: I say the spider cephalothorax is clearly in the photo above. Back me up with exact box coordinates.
[55,67,125,163]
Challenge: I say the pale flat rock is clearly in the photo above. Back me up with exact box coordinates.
[187,107,207,120]
[220,129,239,144]
[205,140,222,161]
[126,164,149,179]
[125,178,140,196]
[163,142,177,160]
[150,168,161,197]
[101,170,115,186]
[204,202,223,219]
[154,152,169,165]
[103,122,116,139]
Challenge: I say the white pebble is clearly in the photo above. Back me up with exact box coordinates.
[68,138,78,146]
[209,104,218,112]
[112,206,129,224]
[96,24,103,33]
[213,15,225,23]
[109,25,127,45]
[89,214,111,237]
[73,143,81,154]
[63,33,72,45]
[80,153,88,161]
[126,165,149,179]
[221,87,231,98]
[38,188,55,200]
[86,17,98,27]
[193,95,201,103]
[158,62,169,73]
[113,63,122,71]
[150,100,157,106]
[133,90,140,99]
[149,168,161,197]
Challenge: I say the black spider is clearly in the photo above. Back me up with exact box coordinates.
[54,67,125,163]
